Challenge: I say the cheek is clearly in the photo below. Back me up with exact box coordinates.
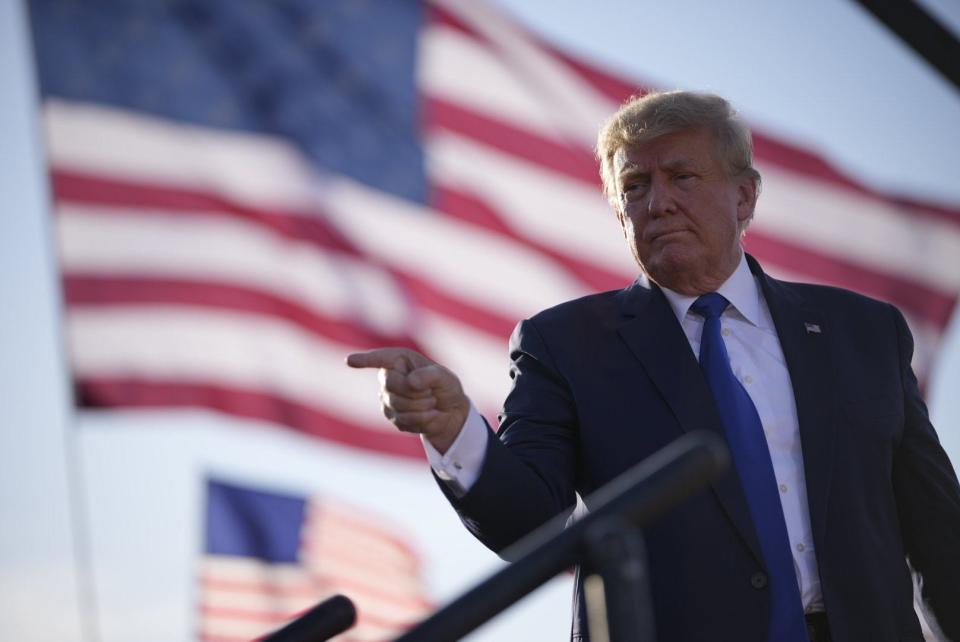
[620,210,643,235]
[620,216,651,261]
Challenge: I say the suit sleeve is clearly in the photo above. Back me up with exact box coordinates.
[436,318,580,554]
[889,306,960,640]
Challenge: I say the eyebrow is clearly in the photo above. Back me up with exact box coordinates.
[617,157,700,176]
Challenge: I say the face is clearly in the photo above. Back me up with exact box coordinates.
[613,128,756,295]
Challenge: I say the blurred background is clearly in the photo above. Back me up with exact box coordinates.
[2,0,958,641]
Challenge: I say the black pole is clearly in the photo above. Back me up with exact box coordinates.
[261,594,357,642]
[852,0,960,91]
[393,431,729,642]
[583,517,655,642]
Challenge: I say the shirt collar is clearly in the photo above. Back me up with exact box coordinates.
[659,252,767,328]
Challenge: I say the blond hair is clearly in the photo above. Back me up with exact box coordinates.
[596,90,761,208]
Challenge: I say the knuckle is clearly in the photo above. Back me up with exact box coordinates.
[394,414,423,432]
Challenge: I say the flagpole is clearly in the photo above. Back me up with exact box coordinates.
[0,2,101,640]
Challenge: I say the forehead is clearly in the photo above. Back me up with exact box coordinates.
[612,128,718,175]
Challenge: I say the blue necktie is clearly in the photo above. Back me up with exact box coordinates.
[691,293,809,642]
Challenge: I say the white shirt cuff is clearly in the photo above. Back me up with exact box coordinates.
[422,403,490,497]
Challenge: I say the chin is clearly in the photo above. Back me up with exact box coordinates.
[643,250,703,288]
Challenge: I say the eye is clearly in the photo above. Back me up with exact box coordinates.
[620,178,649,200]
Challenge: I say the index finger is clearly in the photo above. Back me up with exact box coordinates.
[346,348,420,370]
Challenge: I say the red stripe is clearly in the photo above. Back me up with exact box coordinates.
[389,268,516,339]
[64,274,422,352]
[744,230,956,328]
[427,3,483,41]
[201,577,314,598]
[63,274,417,349]
[433,185,630,292]
[305,507,421,561]
[54,170,518,343]
[537,39,645,104]
[425,96,601,187]
[52,170,359,253]
[76,377,425,460]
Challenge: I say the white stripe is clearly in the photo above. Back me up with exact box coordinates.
[45,100,318,211]
[755,162,960,291]
[203,557,305,579]
[419,25,572,142]
[426,130,636,277]
[429,0,616,145]
[57,205,412,337]
[68,306,393,430]
[323,176,590,321]
[201,587,317,614]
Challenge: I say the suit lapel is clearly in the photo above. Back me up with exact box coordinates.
[616,280,764,563]
[752,257,836,553]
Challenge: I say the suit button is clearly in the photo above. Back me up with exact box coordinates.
[750,572,768,589]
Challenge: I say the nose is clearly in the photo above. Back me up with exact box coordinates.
[647,178,675,217]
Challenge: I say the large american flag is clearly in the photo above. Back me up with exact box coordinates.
[30,0,960,462]
[200,478,432,642]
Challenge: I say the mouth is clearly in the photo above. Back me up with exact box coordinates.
[648,229,690,242]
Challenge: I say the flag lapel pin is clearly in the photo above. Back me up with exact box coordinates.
[805,322,822,334]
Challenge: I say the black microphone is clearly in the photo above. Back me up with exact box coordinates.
[261,594,357,642]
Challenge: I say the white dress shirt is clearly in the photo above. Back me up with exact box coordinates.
[424,252,824,611]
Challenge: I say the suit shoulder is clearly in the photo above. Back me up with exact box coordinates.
[525,287,628,328]
[773,278,898,315]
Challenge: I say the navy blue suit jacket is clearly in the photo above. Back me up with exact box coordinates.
[442,255,960,642]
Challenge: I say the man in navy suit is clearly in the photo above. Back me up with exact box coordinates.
[348,91,960,642]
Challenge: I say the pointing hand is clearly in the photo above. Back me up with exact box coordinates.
[346,348,470,453]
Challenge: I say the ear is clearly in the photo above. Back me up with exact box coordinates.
[735,176,757,226]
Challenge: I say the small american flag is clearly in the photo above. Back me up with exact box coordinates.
[28,0,960,459]
[199,479,432,642]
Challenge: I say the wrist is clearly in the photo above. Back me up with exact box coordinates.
[427,404,469,454]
